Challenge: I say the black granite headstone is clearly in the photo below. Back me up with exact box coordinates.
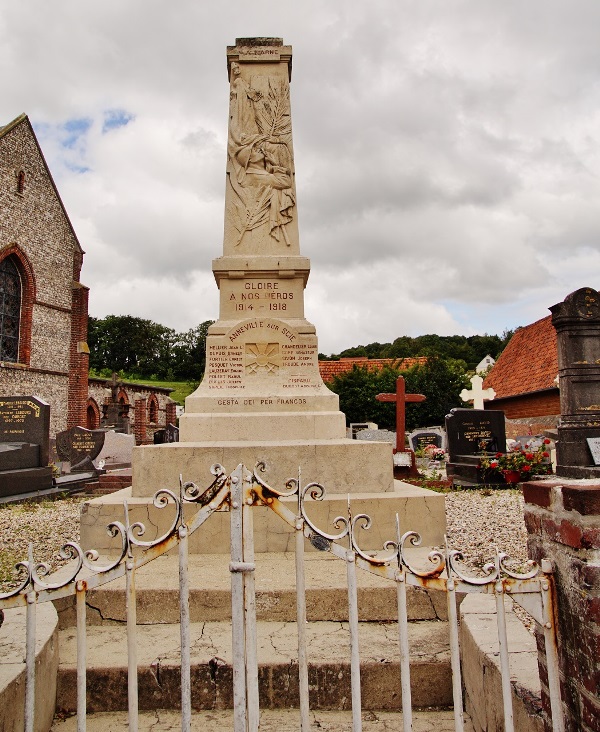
[0,396,52,496]
[445,408,507,486]
[0,396,50,465]
[56,426,105,472]
[408,428,445,453]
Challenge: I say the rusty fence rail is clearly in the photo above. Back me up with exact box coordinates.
[0,462,564,732]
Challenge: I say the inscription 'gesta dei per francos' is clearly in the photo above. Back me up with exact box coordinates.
[229,281,294,314]
[206,318,319,395]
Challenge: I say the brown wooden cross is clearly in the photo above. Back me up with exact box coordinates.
[376,376,426,453]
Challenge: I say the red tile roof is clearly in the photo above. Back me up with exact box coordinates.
[483,316,558,399]
[319,357,428,383]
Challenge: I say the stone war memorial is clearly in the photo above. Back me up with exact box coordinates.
[82,38,444,552]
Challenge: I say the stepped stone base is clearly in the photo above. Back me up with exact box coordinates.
[54,552,450,628]
[80,482,445,554]
[131,439,395,497]
[56,619,453,712]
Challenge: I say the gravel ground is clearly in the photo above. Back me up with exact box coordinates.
[0,488,529,593]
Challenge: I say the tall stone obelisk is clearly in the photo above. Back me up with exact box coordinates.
[133,38,394,491]
[181,38,344,443]
[82,39,447,554]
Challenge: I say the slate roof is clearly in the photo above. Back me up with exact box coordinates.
[319,357,428,383]
[483,316,558,399]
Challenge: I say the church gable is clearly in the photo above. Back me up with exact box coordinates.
[0,114,89,436]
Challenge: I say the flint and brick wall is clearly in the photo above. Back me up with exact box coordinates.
[523,480,600,731]
[0,115,88,437]
[88,379,174,444]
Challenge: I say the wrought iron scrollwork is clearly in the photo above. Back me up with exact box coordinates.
[0,468,227,604]
[252,461,541,586]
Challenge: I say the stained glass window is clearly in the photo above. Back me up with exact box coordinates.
[0,257,21,362]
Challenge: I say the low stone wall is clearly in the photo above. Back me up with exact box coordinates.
[460,594,543,732]
[0,602,59,732]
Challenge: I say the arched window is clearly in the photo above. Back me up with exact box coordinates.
[148,395,159,423]
[87,398,100,430]
[0,256,22,362]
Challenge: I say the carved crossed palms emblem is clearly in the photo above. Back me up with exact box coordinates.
[245,342,280,374]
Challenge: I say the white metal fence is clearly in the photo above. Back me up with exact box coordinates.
[0,462,564,732]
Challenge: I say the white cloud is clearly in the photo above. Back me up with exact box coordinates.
[2,0,599,353]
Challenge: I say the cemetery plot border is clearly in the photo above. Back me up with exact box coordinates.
[0,463,565,732]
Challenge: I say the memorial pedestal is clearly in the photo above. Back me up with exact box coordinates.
[82,38,444,552]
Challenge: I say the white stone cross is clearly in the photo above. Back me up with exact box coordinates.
[460,375,496,410]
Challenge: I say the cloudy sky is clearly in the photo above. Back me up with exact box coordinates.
[3,1,600,355]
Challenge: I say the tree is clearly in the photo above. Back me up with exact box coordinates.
[87,315,213,381]
[328,358,470,430]
[170,321,213,381]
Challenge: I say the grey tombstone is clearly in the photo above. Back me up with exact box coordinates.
[0,395,53,496]
[56,426,106,473]
[587,437,600,466]
[355,429,396,444]
[515,435,544,451]
[154,424,180,444]
[408,426,446,453]
[166,423,179,443]
[445,408,507,487]
[95,431,135,469]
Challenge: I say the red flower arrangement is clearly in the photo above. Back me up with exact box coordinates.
[478,439,552,483]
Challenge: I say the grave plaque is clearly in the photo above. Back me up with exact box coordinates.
[408,427,446,453]
[0,396,52,495]
[56,427,105,472]
[0,396,50,466]
[445,408,506,487]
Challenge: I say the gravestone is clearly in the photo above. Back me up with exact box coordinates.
[375,376,426,478]
[445,408,507,487]
[587,437,600,466]
[56,426,105,473]
[408,426,446,454]
[153,423,180,445]
[0,396,53,496]
[515,435,544,451]
[550,287,600,478]
[459,374,496,410]
[95,431,135,469]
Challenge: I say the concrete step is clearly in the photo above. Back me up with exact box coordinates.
[55,553,449,628]
[56,619,453,713]
[52,708,475,731]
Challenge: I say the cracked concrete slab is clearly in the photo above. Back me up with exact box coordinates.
[55,552,450,628]
[79,482,445,555]
[51,708,476,731]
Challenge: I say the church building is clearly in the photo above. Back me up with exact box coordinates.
[0,113,89,436]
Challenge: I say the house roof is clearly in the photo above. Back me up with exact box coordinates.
[1,113,84,254]
[483,315,558,399]
[319,356,428,383]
